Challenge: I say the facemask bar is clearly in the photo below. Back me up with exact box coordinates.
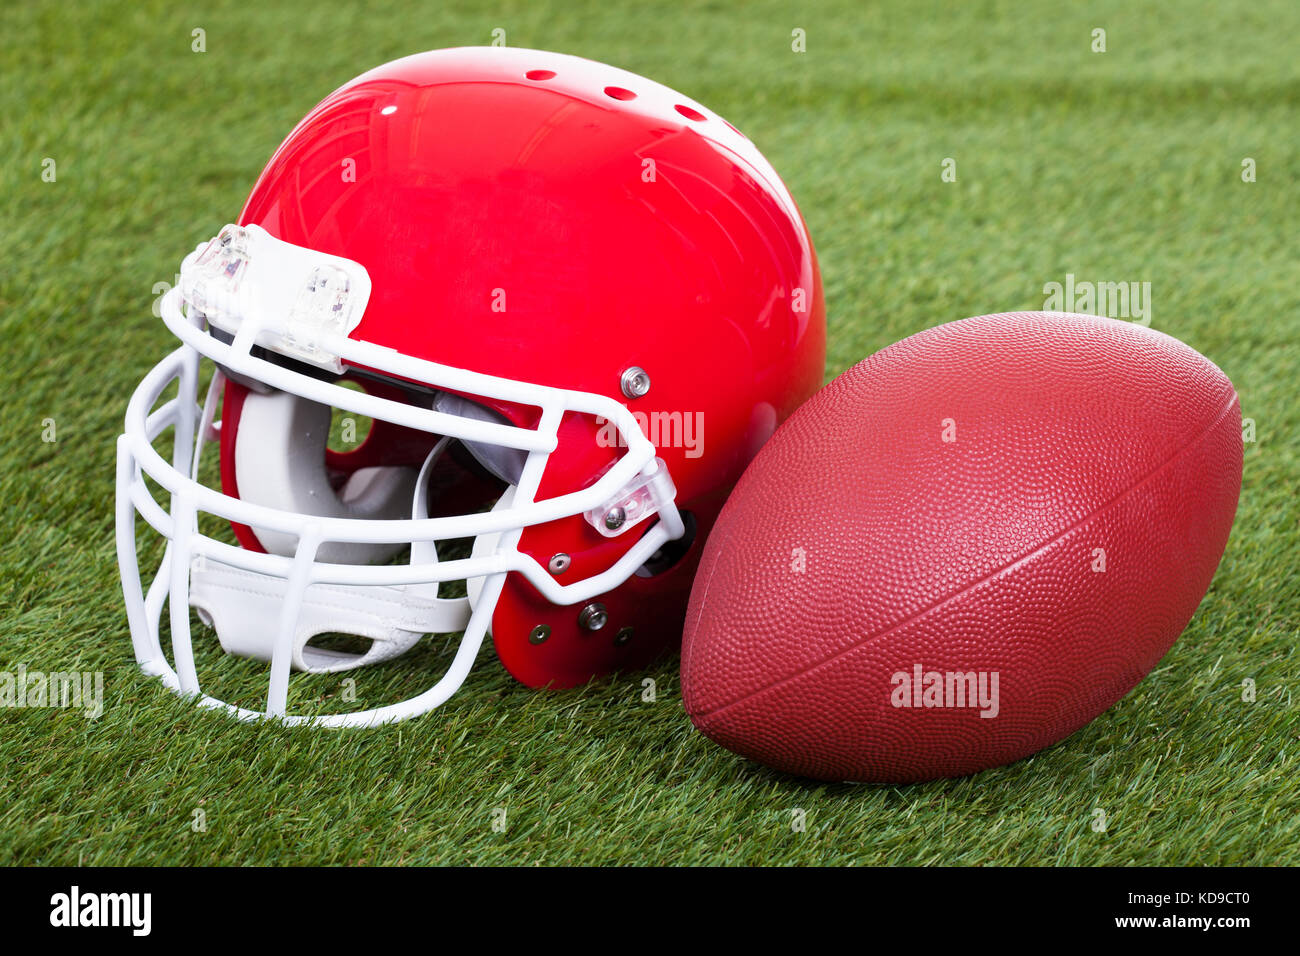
[118,285,684,726]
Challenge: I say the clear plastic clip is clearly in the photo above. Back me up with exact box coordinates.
[181,225,250,317]
[280,265,361,371]
[584,458,677,537]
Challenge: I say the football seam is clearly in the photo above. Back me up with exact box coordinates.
[692,389,1240,720]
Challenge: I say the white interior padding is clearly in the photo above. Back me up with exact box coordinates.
[190,430,476,673]
[190,560,471,672]
[234,389,417,563]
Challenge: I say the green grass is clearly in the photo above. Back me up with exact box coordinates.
[1,0,1297,865]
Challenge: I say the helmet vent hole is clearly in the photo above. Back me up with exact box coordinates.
[525,69,556,81]
[675,104,706,122]
[604,86,637,101]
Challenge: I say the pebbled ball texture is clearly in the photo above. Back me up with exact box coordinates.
[681,312,1242,783]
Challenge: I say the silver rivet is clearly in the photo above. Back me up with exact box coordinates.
[614,626,634,646]
[578,602,608,632]
[604,507,626,531]
[528,625,551,645]
[548,553,571,574]
[620,366,651,399]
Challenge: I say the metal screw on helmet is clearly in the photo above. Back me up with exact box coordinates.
[604,507,626,531]
[528,625,551,645]
[614,626,634,646]
[547,553,571,574]
[578,603,608,632]
[620,366,651,399]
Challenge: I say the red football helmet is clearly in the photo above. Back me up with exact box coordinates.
[117,47,825,725]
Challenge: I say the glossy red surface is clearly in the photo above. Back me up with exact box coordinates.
[222,48,826,686]
[682,313,1242,782]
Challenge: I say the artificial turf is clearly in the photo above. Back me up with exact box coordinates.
[0,0,1296,864]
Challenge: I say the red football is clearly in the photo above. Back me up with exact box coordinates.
[681,312,1242,782]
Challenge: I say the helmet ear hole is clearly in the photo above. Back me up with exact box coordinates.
[327,380,374,453]
[232,389,417,562]
[635,511,696,577]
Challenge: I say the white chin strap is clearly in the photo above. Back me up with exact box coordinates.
[189,390,475,673]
